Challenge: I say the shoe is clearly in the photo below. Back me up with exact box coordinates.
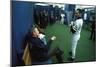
[67,57,75,62]
[69,51,72,56]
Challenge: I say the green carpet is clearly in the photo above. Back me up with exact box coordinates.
[44,22,96,63]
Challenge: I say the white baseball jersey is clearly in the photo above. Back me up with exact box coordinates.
[70,18,83,41]
[71,18,83,35]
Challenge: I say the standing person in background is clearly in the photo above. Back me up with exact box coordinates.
[89,15,96,41]
[44,10,49,28]
[83,12,87,24]
[69,9,83,62]
[50,11,54,25]
[60,13,65,24]
[39,10,48,29]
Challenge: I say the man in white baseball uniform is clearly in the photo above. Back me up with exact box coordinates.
[69,9,83,61]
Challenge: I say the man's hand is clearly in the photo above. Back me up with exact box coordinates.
[51,36,56,41]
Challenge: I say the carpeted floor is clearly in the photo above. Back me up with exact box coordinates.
[44,22,96,63]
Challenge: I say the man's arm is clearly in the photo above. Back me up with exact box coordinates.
[46,36,56,51]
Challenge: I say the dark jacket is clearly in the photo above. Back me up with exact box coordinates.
[28,36,52,62]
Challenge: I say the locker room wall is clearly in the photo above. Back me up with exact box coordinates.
[12,1,34,66]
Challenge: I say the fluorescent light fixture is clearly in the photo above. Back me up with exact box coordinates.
[35,3,49,6]
[75,5,95,10]
[13,0,96,5]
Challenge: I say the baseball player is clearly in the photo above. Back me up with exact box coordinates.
[69,9,83,61]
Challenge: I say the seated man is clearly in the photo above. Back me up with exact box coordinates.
[26,25,63,65]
